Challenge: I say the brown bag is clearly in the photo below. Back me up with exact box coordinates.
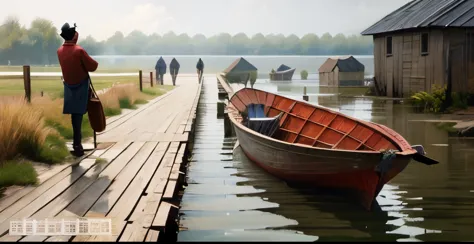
[87,79,106,132]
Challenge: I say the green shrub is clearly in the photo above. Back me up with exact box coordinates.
[134,99,148,105]
[300,70,308,80]
[119,97,136,109]
[37,134,69,164]
[104,107,122,117]
[452,92,470,110]
[249,71,258,88]
[410,85,446,113]
[0,161,38,188]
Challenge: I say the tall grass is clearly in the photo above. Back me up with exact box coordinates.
[0,96,70,165]
[0,83,172,187]
[98,84,162,116]
[0,96,50,163]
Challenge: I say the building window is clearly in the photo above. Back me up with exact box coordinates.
[421,33,429,55]
[386,36,393,56]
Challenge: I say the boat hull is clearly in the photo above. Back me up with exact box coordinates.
[232,120,411,210]
[269,68,296,81]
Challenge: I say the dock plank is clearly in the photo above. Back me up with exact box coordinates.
[163,180,177,199]
[19,142,144,242]
[73,142,170,242]
[0,149,108,216]
[45,143,158,242]
[117,143,180,241]
[151,202,174,228]
[145,229,160,242]
[0,159,96,237]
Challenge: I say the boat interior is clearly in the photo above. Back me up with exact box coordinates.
[230,88,400,152]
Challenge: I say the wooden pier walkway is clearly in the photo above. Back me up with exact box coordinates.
[0,75,202,242]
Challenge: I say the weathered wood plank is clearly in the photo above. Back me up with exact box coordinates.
[0,149,108,215]
[0,159,96,236]
[98,89,177,135]
[17,142,136,242]
[74,142,170,242]
[151,202,174,228]
[19,142,145,242]
[176,124,186,134]
[169,164,181,180]
[163,180,177,199]
[86,141,158,217]
[145,229,160,242]
[117,143,180,241]
[44,236,71,242]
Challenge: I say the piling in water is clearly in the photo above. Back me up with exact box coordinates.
[224,113,235,137]
[217,101,225,118]
[303,86,309,101]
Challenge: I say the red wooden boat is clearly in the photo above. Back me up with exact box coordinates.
[227,88,439,210]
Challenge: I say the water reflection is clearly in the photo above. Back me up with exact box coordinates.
[179,76,474,242]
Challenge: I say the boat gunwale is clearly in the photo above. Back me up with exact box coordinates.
[228,88,416,156]
[270,68,297,75]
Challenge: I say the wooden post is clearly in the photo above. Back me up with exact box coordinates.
[150,72,153,87]
[224,113,235,138]
[139,70,143,91]
[217,101,225,118]
[23,65,31,103]
[303,86,309,101]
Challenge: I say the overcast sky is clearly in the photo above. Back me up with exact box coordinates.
[2,0,411,41]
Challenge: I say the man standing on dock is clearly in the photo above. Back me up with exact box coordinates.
[196,58,204,83]
[57,22,99,157]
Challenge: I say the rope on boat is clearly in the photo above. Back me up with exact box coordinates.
[375,150,397,174]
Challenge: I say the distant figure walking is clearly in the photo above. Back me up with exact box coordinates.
[169,58,180,86]
[196,58,204,83]
[155,56,167,85]
[57,22,98,157]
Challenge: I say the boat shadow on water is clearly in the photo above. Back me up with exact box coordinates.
[232,146,410,242]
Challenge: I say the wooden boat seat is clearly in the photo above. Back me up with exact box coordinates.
[246,104,283,137]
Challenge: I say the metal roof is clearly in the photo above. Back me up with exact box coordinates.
[276,64,291,72]
[318,56,365,73]
[223,57,258,74]
[361,0,474,35]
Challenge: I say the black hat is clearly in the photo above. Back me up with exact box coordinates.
[60,22,77,40]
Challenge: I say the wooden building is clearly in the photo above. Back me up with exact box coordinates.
[361,0,474,97]
[223,57,258,87]
[318,56,365,87]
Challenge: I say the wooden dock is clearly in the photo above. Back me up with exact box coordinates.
[0,75,202,242]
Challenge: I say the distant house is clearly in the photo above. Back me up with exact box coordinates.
[223,57,258,87]
[361,0,474,97]
[318,56,365,86]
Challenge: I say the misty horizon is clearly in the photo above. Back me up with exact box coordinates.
[2,0,412,41]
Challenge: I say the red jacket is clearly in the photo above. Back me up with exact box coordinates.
[57,32,98,85]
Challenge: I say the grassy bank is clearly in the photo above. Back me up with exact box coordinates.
[0,84,173,189]
[0,65,139,73]
[0,76,138,97]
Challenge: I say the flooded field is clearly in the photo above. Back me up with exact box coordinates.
[178,76,474,242]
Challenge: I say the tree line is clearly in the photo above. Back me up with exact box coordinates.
[0,17,374,65]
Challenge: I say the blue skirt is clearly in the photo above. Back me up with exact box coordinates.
[63,78,90,115]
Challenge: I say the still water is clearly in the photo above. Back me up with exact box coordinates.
[178,76,474,242]
[92,55,375,77]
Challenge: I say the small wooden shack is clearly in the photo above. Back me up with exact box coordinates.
[223,57,258,87]
[318,56,365,86]
[361,0,474,97]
